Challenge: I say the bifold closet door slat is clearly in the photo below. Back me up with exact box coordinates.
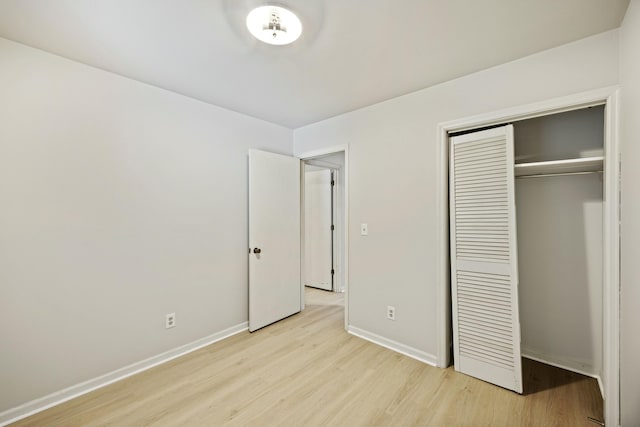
[449,124,523,394]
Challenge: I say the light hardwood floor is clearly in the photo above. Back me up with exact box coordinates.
[12,287,602,426]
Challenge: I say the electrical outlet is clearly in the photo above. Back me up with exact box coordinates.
[165,313,176,329]
[360,223,368,235]
[387,306,396,321]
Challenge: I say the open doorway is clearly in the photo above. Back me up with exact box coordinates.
[299,148,348,329]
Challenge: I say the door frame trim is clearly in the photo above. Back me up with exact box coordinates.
[297,145,349,331]
[435,86,620,426]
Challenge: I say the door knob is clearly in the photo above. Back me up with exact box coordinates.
[253,248,262,254]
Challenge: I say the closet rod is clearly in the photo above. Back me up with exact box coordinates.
[515,170,603,179]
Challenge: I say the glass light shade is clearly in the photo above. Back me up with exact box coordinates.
[246,6,302,45]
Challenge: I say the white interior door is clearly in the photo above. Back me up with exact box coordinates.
[249,149,301,332]
[449,125,523,393]
[304,168,333,291]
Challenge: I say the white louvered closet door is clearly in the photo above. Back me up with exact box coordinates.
[449,125,523,394]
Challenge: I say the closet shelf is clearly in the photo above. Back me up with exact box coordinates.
[514,156,604,177]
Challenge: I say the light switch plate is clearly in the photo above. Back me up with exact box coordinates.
[361,223,368,235]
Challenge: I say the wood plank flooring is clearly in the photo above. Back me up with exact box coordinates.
[12,287,602,426]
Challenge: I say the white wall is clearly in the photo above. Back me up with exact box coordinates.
[514,106,605,162]
[619,0,640,424]
[516,174,603,375]
[0,37,292,413]
[293,31,618,361]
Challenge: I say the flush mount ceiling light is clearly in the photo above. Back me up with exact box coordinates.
[246,5,302,45]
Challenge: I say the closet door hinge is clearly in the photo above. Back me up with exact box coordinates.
[331,224,335,231]
[331,269,335,276]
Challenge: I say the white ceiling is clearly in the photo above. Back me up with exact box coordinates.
[0,0,630,128]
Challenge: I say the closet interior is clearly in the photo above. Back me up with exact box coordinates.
[449,105,605,398]
[515,106,604,383]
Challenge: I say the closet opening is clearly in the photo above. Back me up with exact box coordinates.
[436,87,620,426]
[448,106,605,418]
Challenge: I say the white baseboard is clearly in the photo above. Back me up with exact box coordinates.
[348,326,438,366]
[521,347,603,398]
[0,322,248,427]
[596,376,604,400]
